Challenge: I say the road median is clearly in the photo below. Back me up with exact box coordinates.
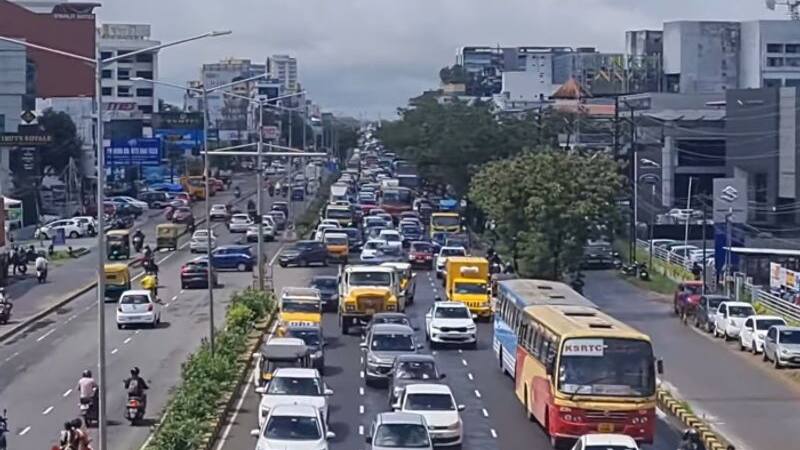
[657,387,730,450]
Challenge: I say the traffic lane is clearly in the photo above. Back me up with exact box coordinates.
[584,270,800,450]
[0,225,263,449]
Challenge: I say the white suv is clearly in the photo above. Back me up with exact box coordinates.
[250,404,334,450]
[35,219,84,240]
[254,368,333,428]
[714,301,756,340]
[571,433,639,450]
[425,302,477,349]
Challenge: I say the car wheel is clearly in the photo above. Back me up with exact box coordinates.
[752,341,758,355]
[774,355,783,369]
[117,324,122,330]
[69,231,79,239]
[237,263,247,272]
[739,340,746,352]
[279,263,287,268]
[181,283,186,289]
[763,350,769,362]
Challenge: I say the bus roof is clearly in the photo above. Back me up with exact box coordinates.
[523,305,650,341]
[498,279,596,310]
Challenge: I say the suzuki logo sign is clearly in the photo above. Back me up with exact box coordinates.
[720,185,739,203]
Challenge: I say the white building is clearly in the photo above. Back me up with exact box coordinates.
[98,24,160,121]
[267,54,298,93]
[201,58,266,142]
[0,40,26,195]
[740,20,800,89]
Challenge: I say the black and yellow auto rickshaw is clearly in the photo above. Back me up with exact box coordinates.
[106,230,130,260]
[156,223,180,251]
[253,337,310,390]
[104,263,131,301]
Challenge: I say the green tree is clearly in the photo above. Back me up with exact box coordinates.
[469,150,622,279]
[38,109,83,175]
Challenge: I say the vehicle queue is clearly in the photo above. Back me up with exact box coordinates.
[246,127,663,450]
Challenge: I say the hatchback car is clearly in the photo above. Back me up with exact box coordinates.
[189,229,216,253]
[180,257,217,289]
[393,384,464,447]
[367,412,433,450]
[227,213,253,233]
[763,325,800,368]
[172,206,194,224]
[255,368,333,428]
[116,290,161,329]
[250,404,334,450]
[138,191,171,209]
[713,301,756,340]
[284,325,326,372]
[399,224,422,245]
[35,219,84,240]
[272,201,289,218]
[388,354,445,406]
[570,433,640,450]
[693,294,729,333]
[362,323,422,386]
[268,211,287,231]
[246,224,275,242]
[209,245,254,271]
[279,241,328,268]
[209,204,229,221]
[739,315,787,354]
[408,241,435,269]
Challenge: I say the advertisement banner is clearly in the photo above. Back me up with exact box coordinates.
[104,138,162,167]
[155,129,203,153]
[771,262,785,290]
[152,112,204,130]
[787,270,798,290]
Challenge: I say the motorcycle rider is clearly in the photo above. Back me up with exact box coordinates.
[677,428,703,450]
[58,421,79,450]
[124,367,149,413]
[77,370,98,409]
[234,185,241,198]
[132,229,145,252]
[141,272,158,299]
[35,253,48,282]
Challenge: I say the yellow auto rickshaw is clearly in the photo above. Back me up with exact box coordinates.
[106,230,131,260]
[156,223,180,251]
[104,263,131,301]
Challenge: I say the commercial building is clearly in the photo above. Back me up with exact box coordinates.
[740,20,800,89]
[99,23,160,121]
[552,48,626,95]
[7,0,59,13]
[0,39,26,194]
[200,58,266,142]
[267,54,298,93]
[625,30,663,93]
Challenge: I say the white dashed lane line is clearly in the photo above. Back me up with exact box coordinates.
[36,329,55,342]
[490,429,498,438]
[111,348,118,354]
[359,387,364,396]
[359,405,364,415]
[19,426,31,436]
[474,389,482,399]
[123,337,132,344]
[42,406,53,415]
[62,389,72,397]
[358,425,364,436]
[482,408,489,417]
[461,359,468,366]
[467,373,474,380]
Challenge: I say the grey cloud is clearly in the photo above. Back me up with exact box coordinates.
[96,0,782,118]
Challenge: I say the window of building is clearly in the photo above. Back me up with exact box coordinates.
[101,69,112,79]
[117,86,131,97]
[136,88,154,97]
[754,173,768,222]
[767,43,784,53]
[135,70,153,80]
[764,78,783,87]
[786,79,800,88]
[787,57,800,67]
[100,51,113,60]
[116,50,133,63]
[787,44,800,54]
[101,87,113,96]
[676,139,725,167]
[767,57,785,67]
[138,105,153,114]
[135,53,153,63]
[118,69,130,80]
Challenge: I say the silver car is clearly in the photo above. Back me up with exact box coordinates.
[763,325,800,368]
[367,412,433,450]
[361,323,422,387]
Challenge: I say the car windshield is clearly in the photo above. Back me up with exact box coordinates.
[383,234,401,242]
[326,208,351,219]
[232,215,249,222]
[411,243,433,253]
[396,361,437,380]
[373,316,410,327]
[350,272,391,286]
[405,393,454,411]
[374,423,431,448]
[120,295,150,305]
[756,319,785,330]
[682,284,701,295]
[371,333,415,351]
[282,301,319,313]
[558,338,655,397]
[432,215,460,227]
[325,236,348,245]
[454,282,487,295]
[286,329,321,347]
[264,415,321,440]
[441,248,466,257]
[311,278,337,289]
[780,329,800,344]
[729,306,754,317]
[366,218,384,226]
[266,377,321,396]
[706,297,727,309]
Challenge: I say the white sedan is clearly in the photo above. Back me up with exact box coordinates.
[209,204,229,221]
[228,213,253,233]
[116,290,161,329]
[378,229,403,252]
[250,404,334,450]
[425,302,477,348]
[189,230,216,253]
[35,218,84,240]
[254,368,333,428]
[110,195,149,210]
[570,434,639,450]
[246,224,275,242]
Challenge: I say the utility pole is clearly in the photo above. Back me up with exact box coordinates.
[701,194,708,294]
[256,103,265,291]
[628,102,636,264]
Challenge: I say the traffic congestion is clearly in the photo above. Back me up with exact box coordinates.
[220,128,687,450]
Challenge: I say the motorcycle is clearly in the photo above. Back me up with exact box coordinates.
[0,409,7,450]
[79,390,98,428]
[125,396,145,424]
[234,187,241,199]
[132,234,144,253]
[638,263,650,281]
[0,302,11,325]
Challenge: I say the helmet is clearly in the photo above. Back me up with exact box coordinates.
[683,428,698,440]
[82,369,92,378]
[64,421,73,430]
[131,367,140,377]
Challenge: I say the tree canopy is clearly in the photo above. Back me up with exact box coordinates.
[38,109,83,175]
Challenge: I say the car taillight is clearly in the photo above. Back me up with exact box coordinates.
[147,304,154,311]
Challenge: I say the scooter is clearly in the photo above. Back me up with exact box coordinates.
[0,302,11,325]
[79,390,98,428]
[638,263,650,281]
[0,409,7,450]
[125,395,145,425]
[36,267,47,284]
[132,234,144,253]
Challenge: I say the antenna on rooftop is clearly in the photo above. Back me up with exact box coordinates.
[766,0,800,20]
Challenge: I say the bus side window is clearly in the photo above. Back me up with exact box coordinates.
[531,326,542,359]
[538,337,549,364]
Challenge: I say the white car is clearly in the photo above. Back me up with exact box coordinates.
[360,239,386,262]
[571,433,639,450]
[228,213,253,233]
[250,404,334,450]
[246,224,275,242]
[209,204,229,221]
[116,290,161,329]
[35,218,84,240]
[314,223,339,241]
[713,301,756,340]
[72,216,98,235]
[254,368,333,428]
[425,302,477,348]
[189,230,216,253]
[739,315,787,353]
[110,195,149,210]
[378,229,403,252]
[435,246,467,279]
[688,248,714,263]
[393,384,464,448]
[319,219,341,228]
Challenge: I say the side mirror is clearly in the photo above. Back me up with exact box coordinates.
[326,431,336,440]
[255,386,267,394]
[656,359,664,375]
[439,373,447,379]
[360,342,368,350]
[250,429,260,437]
[457,404,466,411]
[324,388,334,396]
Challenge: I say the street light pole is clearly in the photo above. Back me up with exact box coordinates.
[256,102,264,290]
[202,88,216,354]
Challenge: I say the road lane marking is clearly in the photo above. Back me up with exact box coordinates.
[482,408,489,417]
[111,348,118,354]
[360,356,363,365]
[269,245,286,266]
[358,425,364,435]
[467,373,474,381]
[123,337,132,344]
[461,359,468,366]
[171,295,177,301]
[359,405,364,414]
[474,389,482,398]
[359,387,364,396]
[360,370,364,379]
[135,330,141,334]
[19,426,31,436]
[42,406,53,415]
[458,349,463,354]
[163,303,170,308]
[180,289,185,294]
[490,428,498,438]
[36,329,55,342]
[4,351,19,363]
[63,389,72,397]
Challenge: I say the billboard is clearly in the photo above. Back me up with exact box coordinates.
[713,178,748,224]
[153,112,204,155]
[104,138,162,167]
[152,112,204,130]
[2,133,53,178]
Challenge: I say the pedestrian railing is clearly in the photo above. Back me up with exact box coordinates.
[740,282,800,324]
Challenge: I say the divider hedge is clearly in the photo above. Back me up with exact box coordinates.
[147,288,274,450]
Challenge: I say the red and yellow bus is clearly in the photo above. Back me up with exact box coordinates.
[513,304,660,447]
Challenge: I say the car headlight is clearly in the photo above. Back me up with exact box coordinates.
[312,350,323,359]
[385,304,397,311]
[446,421,460,431]
[345,303,355,312]
[467,324,477,331]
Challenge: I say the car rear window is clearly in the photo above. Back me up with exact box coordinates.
[121,294,150,305]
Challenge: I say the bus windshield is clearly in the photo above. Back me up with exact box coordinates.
[282,300,320,313]
[382,190,411,205]
[558,338,655,397]
[432,215,460,228]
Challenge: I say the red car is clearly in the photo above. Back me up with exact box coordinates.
[172,206,195,225]
[674,280,704,321]
[408,241,435,269]
[211,178,225,192]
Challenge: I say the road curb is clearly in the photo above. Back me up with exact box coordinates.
[656,388,729,450]
[0,188,258,345]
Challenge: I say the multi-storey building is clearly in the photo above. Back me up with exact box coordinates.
[267,54,298,93]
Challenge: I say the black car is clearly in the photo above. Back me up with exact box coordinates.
[272,201,289,218]
[310,276,339,311]
[116,203,143,218]
[694,294,730,333]
[388,354,445,405]
[339,227,363,251]
[278,240,328,268]
[284,325,325,373]
[180,258,218,289]
[138,191,171,209]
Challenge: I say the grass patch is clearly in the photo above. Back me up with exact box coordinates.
[615,240,679,296]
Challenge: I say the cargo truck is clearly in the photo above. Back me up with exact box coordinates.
[444,256,492,319]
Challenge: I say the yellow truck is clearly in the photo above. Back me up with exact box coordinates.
[339,287,398,335]
[444,256,492,319]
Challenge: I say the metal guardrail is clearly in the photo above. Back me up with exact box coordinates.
[742,282,800,324]
[635,239,719,290]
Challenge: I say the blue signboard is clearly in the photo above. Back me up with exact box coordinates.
[104,138,162,167]
[154,129,204,154]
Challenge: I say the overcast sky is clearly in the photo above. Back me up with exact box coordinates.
[96,0,784,118]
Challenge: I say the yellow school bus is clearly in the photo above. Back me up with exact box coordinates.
[511,303,659,447]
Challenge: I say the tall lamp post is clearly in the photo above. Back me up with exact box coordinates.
[0,30,231,450]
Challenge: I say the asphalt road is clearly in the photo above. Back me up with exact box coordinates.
[0,185,302,450]
[584,270,800,450]
[1,176,255,335]
[218,264,682,450]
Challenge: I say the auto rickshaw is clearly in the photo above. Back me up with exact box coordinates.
[252,337,310,389]
[156,223,180,251]
[104,263,131,301]
[381,261,414,305]
[106,230,130,260]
